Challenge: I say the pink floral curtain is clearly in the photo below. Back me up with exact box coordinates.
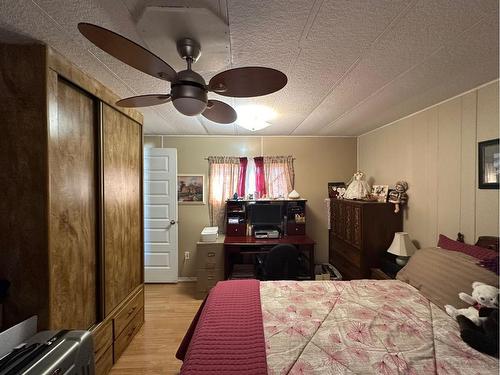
[263,156,294,198]
[207,156,240,231]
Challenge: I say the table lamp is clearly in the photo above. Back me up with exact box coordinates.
[387,232,417,266]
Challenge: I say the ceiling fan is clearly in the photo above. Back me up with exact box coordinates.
[78,23,288,124]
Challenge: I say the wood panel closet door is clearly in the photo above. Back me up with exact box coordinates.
[103,104,142,316]
[48,76,98,329]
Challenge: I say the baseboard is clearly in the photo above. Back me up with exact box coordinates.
[178,277,198,282]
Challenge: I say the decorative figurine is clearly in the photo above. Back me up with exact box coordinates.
[344,171,371,200]
[233,192,238,200]
[388,181,408,213]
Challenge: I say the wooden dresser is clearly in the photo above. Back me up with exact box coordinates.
[0,44,144,374]
[329,199,402,280]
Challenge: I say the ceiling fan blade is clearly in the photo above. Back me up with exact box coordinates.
[78,23,177,82]
[202,100,237,124]
[116,94,171,108]
[208,67,287,98]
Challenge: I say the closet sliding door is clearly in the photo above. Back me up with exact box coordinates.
[102,104,142,316]
[48,74,98,329]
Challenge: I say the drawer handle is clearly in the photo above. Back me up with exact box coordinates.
[127,326,137,338]
[126,306,137,317]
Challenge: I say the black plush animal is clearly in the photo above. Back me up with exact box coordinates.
[457,307,499,357]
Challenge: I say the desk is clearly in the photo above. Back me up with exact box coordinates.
[224,235,315,280]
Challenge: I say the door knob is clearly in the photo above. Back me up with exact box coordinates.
[170,219,177,225]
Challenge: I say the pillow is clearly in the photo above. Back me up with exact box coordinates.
[396,248,499,310]
[437,234,497,260]
[478,255,499,275]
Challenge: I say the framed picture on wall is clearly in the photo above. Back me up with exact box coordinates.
[178,174,205,204]
[478,138,499,189]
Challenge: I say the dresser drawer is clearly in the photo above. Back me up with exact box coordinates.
[114,308,144,361]
[332,237,361,266]
[114,287,144,339]
[196,243,224,269]
[95,346,113,375]
[91,320,113,361]
[331,253,362,280]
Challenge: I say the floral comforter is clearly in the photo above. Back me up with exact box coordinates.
[261,280,498,375]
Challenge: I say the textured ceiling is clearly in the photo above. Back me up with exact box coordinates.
[0,0,498,136]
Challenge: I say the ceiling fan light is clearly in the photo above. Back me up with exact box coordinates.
[172,97,207,116]
[171,83,207,116]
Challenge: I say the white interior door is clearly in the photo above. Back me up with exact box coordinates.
[144,148,178,283]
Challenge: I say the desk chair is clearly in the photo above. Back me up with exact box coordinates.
[263,244,300,280]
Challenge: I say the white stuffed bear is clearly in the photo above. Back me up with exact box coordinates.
[445,282,499,326]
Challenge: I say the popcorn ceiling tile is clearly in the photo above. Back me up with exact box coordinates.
[0,0,498,135]
[320,16,499,136]
[293,0,497,135]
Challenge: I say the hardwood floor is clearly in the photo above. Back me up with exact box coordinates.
[109,283,202,375]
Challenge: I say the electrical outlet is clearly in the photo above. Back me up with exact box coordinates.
[184,251,190,260]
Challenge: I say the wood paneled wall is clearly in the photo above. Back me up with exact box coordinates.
[358,81,499,248]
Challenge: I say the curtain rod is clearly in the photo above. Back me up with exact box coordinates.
[203,156,296,160]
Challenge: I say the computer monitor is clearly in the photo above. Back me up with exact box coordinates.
[249,204,282,226]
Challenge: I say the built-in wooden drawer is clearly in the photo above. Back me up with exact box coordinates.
[114,308,144,361]
[114,287,144,339]
[91,320,113,362]
[332,237,361,266]
[95,345,113,375]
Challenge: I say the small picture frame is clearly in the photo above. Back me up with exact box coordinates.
[387,188,398,203]
[371,185,389,202]
[478,138,499,189]
[328,182,346,199]
[178,174,205,204]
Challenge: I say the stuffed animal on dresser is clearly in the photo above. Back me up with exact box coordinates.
[445,282,499,357]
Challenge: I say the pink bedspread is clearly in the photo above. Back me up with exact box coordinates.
[179,279,498,374]
[178,279,267,375]
[261,280,499,374]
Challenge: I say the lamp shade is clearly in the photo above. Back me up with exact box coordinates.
[387,232,417,257]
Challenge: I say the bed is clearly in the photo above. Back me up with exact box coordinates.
[177,238,499,374]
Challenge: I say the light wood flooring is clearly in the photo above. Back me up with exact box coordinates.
[110,283,201,375]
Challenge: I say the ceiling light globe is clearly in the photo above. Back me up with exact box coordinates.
[172,97,207,116]
[171,84,207,116]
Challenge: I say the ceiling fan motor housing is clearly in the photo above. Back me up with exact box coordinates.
[171,69,208,116]
[176,38,202,62]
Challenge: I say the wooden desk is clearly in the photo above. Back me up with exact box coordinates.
[224,235,315,280]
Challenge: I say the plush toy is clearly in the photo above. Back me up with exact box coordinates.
[445,282,499,326]
[445,282,499,357]
[388,181,408,213]
[457,307,499,357]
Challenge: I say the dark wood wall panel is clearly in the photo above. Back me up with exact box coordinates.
[103,104,142,316]
[48,76,98,329]
[0,44,50,329]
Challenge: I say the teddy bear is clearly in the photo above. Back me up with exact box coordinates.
[445,282,499,357]
[445,282,499,326]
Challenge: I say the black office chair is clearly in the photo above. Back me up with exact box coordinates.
[263,244,300,280]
